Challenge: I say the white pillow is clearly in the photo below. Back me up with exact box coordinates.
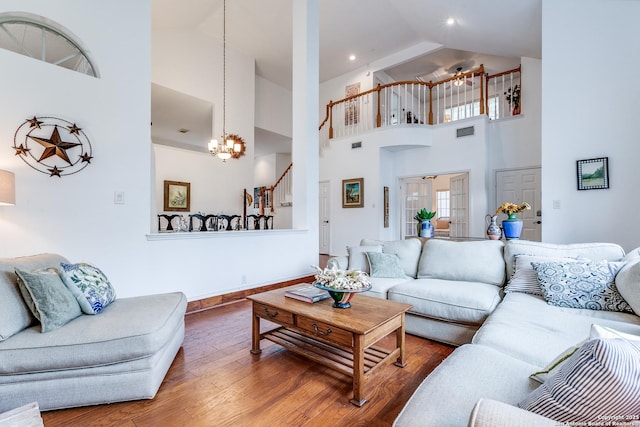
[615,259,640,314]
[591,324,640,342]
[347,245,382,273]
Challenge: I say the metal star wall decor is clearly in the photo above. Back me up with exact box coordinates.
[13,116,93,177]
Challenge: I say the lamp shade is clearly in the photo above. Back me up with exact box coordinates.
[0,170,15,205]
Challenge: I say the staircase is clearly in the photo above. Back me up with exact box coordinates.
[259,162,292,215]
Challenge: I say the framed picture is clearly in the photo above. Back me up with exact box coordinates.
[163,180,190,211]
[342,178,364,208]
[577,157,609,190]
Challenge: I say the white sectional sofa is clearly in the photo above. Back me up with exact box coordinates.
[330,238,640,426]
[0,253,187,412]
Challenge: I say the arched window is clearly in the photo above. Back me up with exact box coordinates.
[0,13,98,77]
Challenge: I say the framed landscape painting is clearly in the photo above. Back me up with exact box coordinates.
[342,178,364,208]
[577,157,609,190]
[163,180,190,211]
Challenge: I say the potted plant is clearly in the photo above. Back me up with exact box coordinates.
[414,208,436,238]
[504,84,521,115]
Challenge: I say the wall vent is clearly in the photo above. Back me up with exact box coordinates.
[456,126,474,138]
[351,141,362,149]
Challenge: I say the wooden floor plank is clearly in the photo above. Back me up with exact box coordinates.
[41,300,454,426]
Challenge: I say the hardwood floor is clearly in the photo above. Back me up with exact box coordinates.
[42,300,453,427]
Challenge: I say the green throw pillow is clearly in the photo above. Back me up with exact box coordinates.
[365,252,406,278]
[15,267,82,333]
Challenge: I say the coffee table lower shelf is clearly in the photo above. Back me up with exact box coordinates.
[262,326,399,397]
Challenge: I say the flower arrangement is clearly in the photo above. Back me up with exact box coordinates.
[312,266,371,290]
[496,202,531,216]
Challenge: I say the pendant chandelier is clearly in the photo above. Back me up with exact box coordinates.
[207,0,246,162]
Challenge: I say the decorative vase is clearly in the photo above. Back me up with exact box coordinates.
[502,213,523,240]
[313,283,372,309]
[419,220,434,238]
[485,214,501,240]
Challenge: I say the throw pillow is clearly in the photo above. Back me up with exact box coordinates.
[529,341,585,384]
[59,262,117,314]
[347,245,382,273]
[529,324,640,384]
[518,337,640,422]
[615,259,640,314]
[365,252,406,278]
[532,260,633,313]
[15,267,82,333]
[591,324,640,342]
[505,255,582,295]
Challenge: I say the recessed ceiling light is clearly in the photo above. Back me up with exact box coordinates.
[446,17,455,26]
[349,54,356,61]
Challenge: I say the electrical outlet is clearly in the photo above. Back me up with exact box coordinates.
[114,191,125,205]
[552,200,560,209]
[241,275,247,285]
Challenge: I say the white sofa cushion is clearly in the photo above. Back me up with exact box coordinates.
[361,238,421,278]
[417,239,505,286]
[365,277,411,300]
[393,344,540,427]
[346,245,382,273]
[615,259,640,314]
[472,292,640,367]
[388,278,502,325]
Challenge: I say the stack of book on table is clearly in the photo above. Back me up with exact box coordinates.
[285,284,330,303]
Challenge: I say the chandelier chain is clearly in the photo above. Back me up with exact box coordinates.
[222,0,226,137]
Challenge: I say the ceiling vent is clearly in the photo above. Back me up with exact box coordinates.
[456,126,474,138]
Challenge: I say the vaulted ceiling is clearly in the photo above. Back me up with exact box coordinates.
[152,0,541,89]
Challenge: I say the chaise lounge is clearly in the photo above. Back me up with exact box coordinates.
[0,253,187,412]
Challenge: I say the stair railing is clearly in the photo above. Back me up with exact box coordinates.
[320,64,522,141]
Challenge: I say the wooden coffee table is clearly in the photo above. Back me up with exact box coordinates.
[248,286,412,406]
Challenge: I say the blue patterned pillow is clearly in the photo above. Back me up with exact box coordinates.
[532,260,632,313]
[59,263,116,314]
[518,337,640,422]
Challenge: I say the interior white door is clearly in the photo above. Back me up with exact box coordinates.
[319,181,330,254]
[449,173,469,238]
[496,168,542,241]
[400,178,433,238]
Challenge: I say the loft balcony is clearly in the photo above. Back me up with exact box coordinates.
[319,65,521,145]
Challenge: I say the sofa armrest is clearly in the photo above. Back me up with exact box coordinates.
[468,399,557,427]
[326,256,348,270]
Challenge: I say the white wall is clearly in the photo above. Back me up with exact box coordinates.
[0,0,317,303]
[255,76,292,138]
[541,0,640,251]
